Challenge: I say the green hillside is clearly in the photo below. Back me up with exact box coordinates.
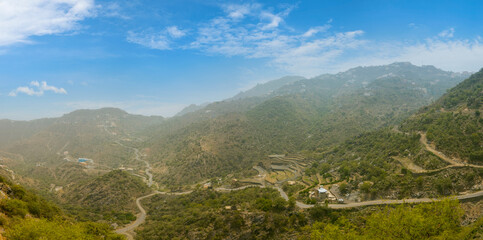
[0,174,123,239]
[401,69,483,164]
[145,63,470,186]
[0,108,163,191]
[305,69,483,200]
[61,170,150,223]
[135,188,482,240]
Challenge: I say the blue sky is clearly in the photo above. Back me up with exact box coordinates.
[1,0,483,120]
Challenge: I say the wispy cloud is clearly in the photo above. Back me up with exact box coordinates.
[223,3,260,20]
[98,2,130,19]
[166,26,187,38]
[127,31,171,50]
[0,0,95,46]
[438,28,455,38]
[126,2,483,75]
[127,26,187,50]
[302,26,331,38]
[9,81,67,97]
[125,3,366,75]
[185,4,365,75]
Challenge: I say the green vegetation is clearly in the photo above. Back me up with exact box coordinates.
[0,174,123,239]
[5,218,123,240]
[0,177,60,220]
[137,188,306,239]
[136,187,481,240]
[61,170,150,224]
[304,69,483,199]
[0,108,163,193]
[309,199,481,240]
[401,68,483,163]
[0,64,479,239]
[282,182,305,197]
[305,129,482,199]
[146,64,467,186]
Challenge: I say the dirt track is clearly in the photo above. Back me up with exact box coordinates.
[392,132,482,174]
[116,139,483,239]
[117,184,483,239]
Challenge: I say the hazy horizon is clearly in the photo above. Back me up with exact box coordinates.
[1,61,474,121]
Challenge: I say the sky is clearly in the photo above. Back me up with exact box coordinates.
[1,0,483,120]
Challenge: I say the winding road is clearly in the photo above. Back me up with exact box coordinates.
[419,132,482,169]
[118,184,483,240]
[393,132,483,174]
[115,140,483,239]
[115,192,160,240]
[115,141,154,187]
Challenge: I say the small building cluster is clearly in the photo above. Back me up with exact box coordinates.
[78,158,94,167]
[118,166,134,171]
[203,182,213,189]
[309,185,342,203]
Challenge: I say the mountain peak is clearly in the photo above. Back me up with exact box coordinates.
[389,61,414,66]
[60,108,129,122]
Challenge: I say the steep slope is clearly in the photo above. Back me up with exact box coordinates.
[60,170,150,223]
[401,69,483,164]
[0,174,122,239]
[0,108,164,191]
[305,69,483,200]
[230,76,306,100]
[175,103,209,117]
[145,63,470,185]
[135,189,482,240]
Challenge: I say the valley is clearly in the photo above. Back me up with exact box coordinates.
[2,1,483,238]
[0,63,481,239]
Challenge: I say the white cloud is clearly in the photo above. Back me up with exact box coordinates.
[127,25,187,50]
[127,32,170,50]
[329,38,483,74]
[127,31,170,50]
[9,81,67,97]
[223,3,259,20]
[30,81,40,87]
[128,3,483,76]
[0,0,95,46]
[166,26,186,38]
[99,2,130,19]
[185,4,366,76]
[272,31,366,75]
[8,86,40,97]
[260,12,283,30]
[302,25,330,38]
[438,28,455,38]
[392,38,483,71]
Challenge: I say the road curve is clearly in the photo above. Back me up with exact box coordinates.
[115,190,193,239]
[300,190,483,209]
[115,192,159,240]
[419,132,482,169]
[117,184,483,239]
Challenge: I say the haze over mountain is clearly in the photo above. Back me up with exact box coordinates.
[141,63,471,185]
[0,63,471,187]
[0,62,481,239]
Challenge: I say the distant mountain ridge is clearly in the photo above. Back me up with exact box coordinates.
[173,62,470,118]
[142,62,472,185]
[305,68,482,200]
[0,63,473,187]
[230,76,306,100]
[0,108,164,193]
